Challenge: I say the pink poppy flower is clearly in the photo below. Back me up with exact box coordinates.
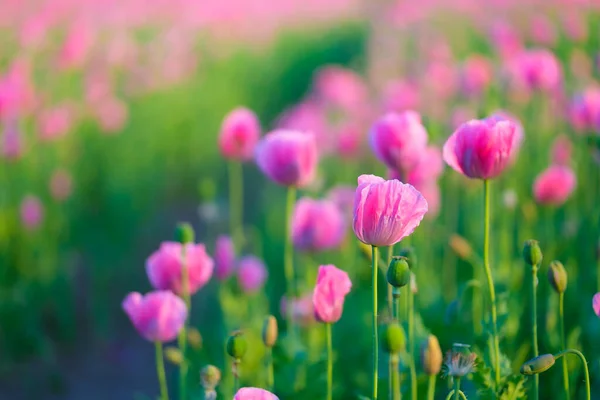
[219,107,261,161]
[234,387,279,400]
[312,264,352,323]
[122,291,187,342]
[20,195,43,230]
[214,235,236,280]
[291,197,346,252]
[533,165,576,206]
[237,256,267,293]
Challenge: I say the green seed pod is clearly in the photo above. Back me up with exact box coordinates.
[175,222,195,244]
[548,260,568,294]
[380,322,406,355]
[398,247,417,269]
[421,335,443,375]
[200,365,222,390]
[387,256,411,288]
[226,331,247,360]
[164,346,184,365]
[523,240,543,266]
[520,354,555,375]
[262,315,278,348]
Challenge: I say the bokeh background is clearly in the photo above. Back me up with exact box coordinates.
[2,0,600,399]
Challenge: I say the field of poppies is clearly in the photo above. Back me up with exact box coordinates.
[2,0,600,399]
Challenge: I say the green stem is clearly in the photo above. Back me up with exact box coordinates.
[391,354,401,400]
[233,359,240,392]
[387,244,395,400]
[454,378,461,400]
[387,245,395,314]
[284,186,297,339]
[179,247,190,400]
[554,349,590,400]
[427,375,436,400]
[155,341,169,400]
[392,289,401,400]
[408,285,417,400]
[444,388,467,400]
[483,179,501,386]
[228,161,244,249]
[532,265,539,400]
[372,245,379,400]
[266,347,274,392]
[327,323,333,400]
[559,293,569,399]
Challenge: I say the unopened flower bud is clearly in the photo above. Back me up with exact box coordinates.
[548,260,568,294]
[175,222,195,244]
[187,327,203,350]
[262,315,278,348]
[421,335,443,375]
[523,240,543,266]
[380,322,406,355]
[398,247,417,269]
[200,365,222,390]
[520,354,555,375]
[164,346,184,365]
[226,331,247,360]
[387,256,411,288]
[449,234,473,260]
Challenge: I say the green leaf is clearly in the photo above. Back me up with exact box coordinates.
[498,375,527,400]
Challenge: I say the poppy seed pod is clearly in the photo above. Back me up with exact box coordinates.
[520,354,556,375]
[201,365,222,390]
[226,331,247,360]
[421,335,443,375]
[380,322,406,354]
[262,315,278,348]
[387,256,411,288]
[175,222,195,244]
[523,240,543,266]
[548,260,568,294]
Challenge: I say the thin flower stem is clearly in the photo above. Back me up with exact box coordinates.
[155,341,169,400]
[444,389,467,400]
[408,287,417,400]
[179,247,190,400]
[372,245,379,400]
[427,375,436,400]
[454,378,461,400]
[559,293,569,399]
[532,265,539,400]
[284,186,297,339]
[387,246,394,400]
[387,245,395,314]
[392,290,401,400]
[228,161,244,249]
[266,347,274,392]
[554,349,590,400]
[391,355,401,400]
[483,179,501,386]
[326,323,333,400]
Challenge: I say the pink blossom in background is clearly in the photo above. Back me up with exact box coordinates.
[237,255,267,293]
[382,80,421,112]
[335,123,362,158]
[406,147,444,186]
[291,197,346,252]
[490,20,523,59]
[423,61,457,100]
[49,169,73,202]
[460,55,493,96]
[0,60,36,119]
[59,22,94,69]
[327,185,355,219]
[218,107,261,161]
[550,135,572,166]
[533,165,576,206]
[38,104,74,141]
[450,107,476,130]
[1,119,22,160]
[312,264,352,323]
[234,387,279,400]
[95,97,128,133]
[146,242,214,296]
[122,291,187,342]
[20,195,43,230]
[443,116,523,180]
[313,66,368,112]
[414,182,440,218]
[277,101,328,150]
[353,174,428,247]
[369,111,428,172]
[214,235,236,280]
[280,294,315,326]
[255,130,318,187]
[85,71,113,106]
[507,49,562,92]
[20,13,49,48]
[530,16,557,46]
[593,293,600,317]
[562,12,587,42]
[568,87,600,133]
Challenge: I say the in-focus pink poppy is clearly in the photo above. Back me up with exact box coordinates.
[234,387,279,400]
[353,174,428,247]
[122,291,187,342]
[291,197,346,252]
[533,165,576,206]
[146,242,214,296]
[214,235,236,280]
[312,264,352,323]
[237,256,267,293]
[219,107,261,161]
[20,195,43,230]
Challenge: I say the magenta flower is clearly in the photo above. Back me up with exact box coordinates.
[533,166,576,206]
[214,235,236,280]
[369,111,428,172]
[146,242,214,296]
[234,387,279,400]
[406,146,444,187]
[38,105,74,142]
[313,66,367,112]
[353,174,428,247]
[291,197,346,252]
[280,294,315,326]
[530,16,557,46]
[593,293,600,317]
[1,120,22,160]
[219,107,261,161]
[507,49,562,92]
[20,195,43,230]
[49,169,73,202]
[237,256,267,293]
[382,79,420,112]
[255,130,318,187]
[460,55,493,96]
[122,291,187,342]
[568,87,600,133]
[312,264,352,323]
[443,116,523,180]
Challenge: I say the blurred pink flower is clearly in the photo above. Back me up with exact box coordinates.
[122,291,187,342]
[406,146,444,186]
[291,197,346,252]
[507,49,562,92]
[20,14,49,48]
[443,116,523,180]
[423,61,457,100]
[0,60,36,119]
[214,235,236,280]
[593,293,600,317]
[1,120,22,160]
[312,264,352,323]
[234,387,279,400]
[280,294,315,326]
[460,55,493,96]
[38,105,74,141]
[237,255,267,293]
[20,195,43,230]
[277,101,328,150]
[327,185,355,218]
[382,79,421,112]
[335,123,362,158]
[49,169,73,202]
[530,16,557,46]
[568,87,600,133]
[59,22,94,69]
[369,111,428,172]
[146,242,214,296]
[255,130,318,187]
[353,174,428,247]
[218,107,261,161]
[450,107,475,130]
[96,97,128,134]
[562,12,587,42]
[490,21,523,59]
[533,165,576,206]
[313,66,367,112]
[415,182,440,218]
[550,135,572,166]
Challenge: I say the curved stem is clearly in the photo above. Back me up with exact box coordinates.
[284,186,297,339]
[427,375,436,400]
[483,179,501,386]
[554,349,590,400]
[179,246,190,400]
[228,161,244,249]
[327,323,333,400]
[532,265,539,400]
[559,293,569,399]
[155,341,169,400]
[444,389,467,400]
[408,286,417,400]
[372,245,379,400]
[266,347,274,391]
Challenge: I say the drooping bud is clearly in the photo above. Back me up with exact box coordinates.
[164,346,184,365]
[421,335,443,375]
[380,322,406,355]
[523,240,543,266]
[548,260,568,294]
[520,354,555,375]
[398,247,417,269]
[200,365,222,391]
[188,327,203,350]
[175,222,195,244]
[226,331,247,360]
[449,234,473,261]
[387,256,411,288]
[262,315,278,348]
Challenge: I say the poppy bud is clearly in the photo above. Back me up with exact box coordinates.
[548,260,568,294]
[421,335,443,375]
[449,234,473,261]
[175,222,195,244]
[387,256,411,288]
[200,365,222,390]
[262,315,278,348]
[226,331,247,360]
[520,354,555,375]
[188,327,203,350]
[523,239,543,266]
[164,346,184,365]
[380,322,406,354]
